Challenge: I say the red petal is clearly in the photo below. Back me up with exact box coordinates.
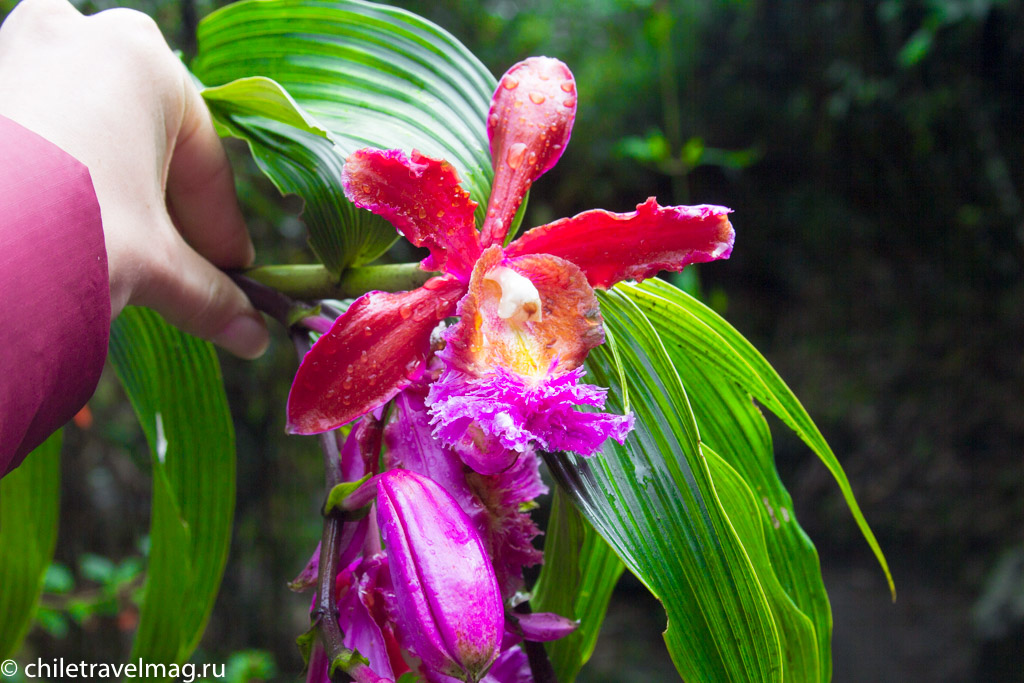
[286,275,465,434]
[342,149,481,281]
[481,58,576,247]
[506,198,734,289]
[443,246,603,379]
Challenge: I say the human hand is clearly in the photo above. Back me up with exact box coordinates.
[0,0,268,358]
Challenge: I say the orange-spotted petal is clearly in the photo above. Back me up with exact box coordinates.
[442,245,603,381]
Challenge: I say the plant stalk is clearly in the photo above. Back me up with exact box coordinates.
[291,330,369,683]
[244,263,435,300]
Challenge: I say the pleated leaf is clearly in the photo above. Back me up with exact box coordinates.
[192,0,496,273]
[547,287,783,682]
[624,278,893,600]
[633,283,831,682]
[531,487,624,683]
[0,430,61,659]
[109,307,235,670]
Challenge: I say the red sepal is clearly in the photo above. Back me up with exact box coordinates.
[506,198,734,289]
[481,57,576,247]
[342,149,481,281]
[286,275,465,434]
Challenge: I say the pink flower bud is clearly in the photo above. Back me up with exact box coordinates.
[376,470,503,681]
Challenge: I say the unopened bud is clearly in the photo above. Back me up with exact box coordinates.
[376,470,503,681]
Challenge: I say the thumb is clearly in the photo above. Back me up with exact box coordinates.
[134,226,269,359]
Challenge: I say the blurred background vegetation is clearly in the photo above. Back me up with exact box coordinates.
[1,0,1020,680]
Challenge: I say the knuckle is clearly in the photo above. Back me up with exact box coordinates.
[3,0,80,36]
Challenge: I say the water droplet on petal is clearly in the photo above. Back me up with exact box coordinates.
[361,183,371,193]
[436,210,445,218]
[529,92,546,105]
[527,151,537,167]
[506,142,527,170]
[562,97,576,108]
[399,304,413,320]
[343,378,353,390]
[502,77,519,90]
[560,81,575,93]
[488,113,499,128]
[364,326,373,336]
[417,208,427,219]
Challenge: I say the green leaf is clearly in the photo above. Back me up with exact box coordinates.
[531,487,624,683]
[624,278,894,600]
[109,307,236,671]
[548,288,783,682]
[0,430,61,659]
[640,296,830,682]
[192,0,497,272]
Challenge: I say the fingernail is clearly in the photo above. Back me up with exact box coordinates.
[216,314,269,359]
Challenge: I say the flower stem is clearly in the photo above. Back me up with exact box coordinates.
[243,263,435,300]
[228,271,320,330]
[291,330,368,683]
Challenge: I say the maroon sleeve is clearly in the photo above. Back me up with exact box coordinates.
[0,114,109,477]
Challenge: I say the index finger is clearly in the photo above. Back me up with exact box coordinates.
[166,66,255,269]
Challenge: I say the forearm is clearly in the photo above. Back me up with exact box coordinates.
[0,114,109,476]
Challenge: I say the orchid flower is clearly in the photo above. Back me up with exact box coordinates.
[287,56,734,474]
[301,421,568,683]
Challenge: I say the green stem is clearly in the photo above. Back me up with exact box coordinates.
[244,263,436,300]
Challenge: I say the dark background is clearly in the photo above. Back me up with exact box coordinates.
[2,0,1021,681]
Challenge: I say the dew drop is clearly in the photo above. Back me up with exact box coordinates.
[502,77,519,90]
[488,113,499,128]
[417,208,427,219]
[562,97,576,108]
[361,183,371,193]
[560,81,575,93]
[506,142,527,170]
[436,210,445,218]
[399,304,413,320]
[342,378,353,390]
[405,359,421,379]
[527,151,537,167]
[529,92,546,105]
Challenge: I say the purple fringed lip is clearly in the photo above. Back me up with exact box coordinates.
[427,366,634,475]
